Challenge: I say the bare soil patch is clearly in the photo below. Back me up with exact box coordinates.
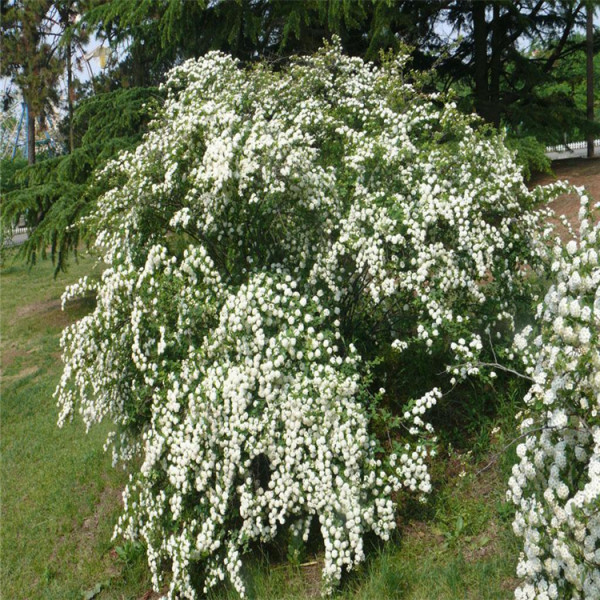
[14,296,94,330]
[0,345,21,373]
[49,483,124,582]
[79,485,123,542]
[402,519,445,547]
[530,157,600,235]
[299,561,324,599]
[15,297,63,319]
[0,365,39,382]
[138,591,163,600]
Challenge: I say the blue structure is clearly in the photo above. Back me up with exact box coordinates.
[11,102,28,160]
[7,102,62,160]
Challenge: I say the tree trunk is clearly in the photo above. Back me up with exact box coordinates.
[587,1,595,158]
[489,3,502,128]
[131,41,144,87]
[27,103,36,165]
[67,40,74,153]
[472,1,489,121]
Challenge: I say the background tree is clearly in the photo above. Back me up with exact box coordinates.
[52,0,91,153]
[3,0,597,274]
[424,1,597,136]
[82,0,444,78]
[1,0,64,164]
[83,1,597,138]
[1,86,163,273]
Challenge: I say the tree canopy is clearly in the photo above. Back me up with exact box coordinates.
[1,1,598,270]
[82,0,598,135]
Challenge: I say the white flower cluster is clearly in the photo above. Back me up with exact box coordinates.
[117,270,438,597]
[508,195,600,600]
[56,41,561,597]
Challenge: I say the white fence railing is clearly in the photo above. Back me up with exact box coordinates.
[1,225,29,247]
[546,138,600,153]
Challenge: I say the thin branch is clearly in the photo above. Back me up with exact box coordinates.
[542,2,585,74]
[476,422,592,477]
[487,329,498,364]
[475,425,548,476]
[478,361,534,382]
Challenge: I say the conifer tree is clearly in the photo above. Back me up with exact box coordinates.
[53,0,90,153]
[1,86,163,273]
[1,0,64,164]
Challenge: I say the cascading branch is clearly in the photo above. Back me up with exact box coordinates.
[57,40,561,598]
[509,194,600,600]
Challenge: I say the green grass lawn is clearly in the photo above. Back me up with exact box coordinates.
[0,252,150,600]
[1,250,521,600]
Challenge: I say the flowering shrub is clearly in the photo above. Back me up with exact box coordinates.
[508,195,600,600]
[56,41,560,597]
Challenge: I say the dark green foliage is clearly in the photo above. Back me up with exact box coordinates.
[0,157,28,257]
[73,87,163,147]
[505,136,552,180]
[433,1,599,139]
[522,33,600,145]
[0,87,164,274]
[84,1,598,139]
[0,157,28,195]
[85,0,209,59]
[84,0,439,83]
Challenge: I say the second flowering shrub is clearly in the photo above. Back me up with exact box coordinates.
[509,195,600,600]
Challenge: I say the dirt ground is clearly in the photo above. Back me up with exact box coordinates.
[529,157,600,233]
